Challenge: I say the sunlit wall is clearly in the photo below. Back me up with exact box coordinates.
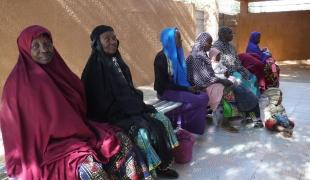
[236,1,310,61]
[0,0,196,93]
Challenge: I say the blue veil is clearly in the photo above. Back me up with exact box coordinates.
[160,27,190,87]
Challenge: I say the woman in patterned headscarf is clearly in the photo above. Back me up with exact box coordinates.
[213,27,260,96]
[186,32,239,133]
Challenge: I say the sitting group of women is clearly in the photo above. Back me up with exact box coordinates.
[0,25,279,180]
[155,26,279,134]
[0,25,180,180]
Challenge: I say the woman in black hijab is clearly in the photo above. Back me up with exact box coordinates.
[82,25,179,179]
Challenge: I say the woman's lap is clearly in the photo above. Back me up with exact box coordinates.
[205,83,224,111]
[160,90,209,106]
[160,90,209,134]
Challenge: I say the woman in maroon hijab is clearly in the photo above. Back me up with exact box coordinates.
[0,25,150,180]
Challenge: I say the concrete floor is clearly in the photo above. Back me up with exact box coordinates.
[0,64,309,180]
[168,64,310,180]
[170,81,310,180]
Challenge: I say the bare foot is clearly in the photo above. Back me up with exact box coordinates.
[281,129,293,138]
[221,121,239,133]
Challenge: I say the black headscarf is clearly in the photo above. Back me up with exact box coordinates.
[218,26,232,42]
[82,25,154,122]
[82,25,172,169]
[90,25,114,42]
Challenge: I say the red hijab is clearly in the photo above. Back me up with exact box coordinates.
[0,25,120,179]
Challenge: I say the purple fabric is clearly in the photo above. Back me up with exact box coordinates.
[246,31,270,62]
[159,90,209,135]
[246,32,263,58]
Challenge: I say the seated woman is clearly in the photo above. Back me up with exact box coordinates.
[186,32,240,133]
[0,25,150,180]
[154,27,209,135]
[213,27,260,97]
[209,48,264,128]
[81,25,179,179]
[238,53,266,93]
[246,31,272,63]
[245,31,280,88]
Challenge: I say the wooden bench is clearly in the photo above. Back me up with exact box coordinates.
[138,86,183,114]
[151,100,182,114]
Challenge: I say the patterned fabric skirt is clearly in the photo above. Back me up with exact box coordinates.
[151,112,179,149]
[79,132,153,180]
[222,87,258,119]
[135,112,179,173]
[135,128,161,173]
[79,156,110,180]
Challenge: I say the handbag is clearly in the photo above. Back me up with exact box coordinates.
[173,129,195,164]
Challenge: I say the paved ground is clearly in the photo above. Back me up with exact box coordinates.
[170,80,310,180]
[278,64,310,83]
[167,64,310,180]
[0,64,309,180]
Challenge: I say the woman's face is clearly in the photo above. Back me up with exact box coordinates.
[203,37,213,52]
[31,35,54,64]
[175,30,183,48]
[223,30,233,42]
[99,31,118,55]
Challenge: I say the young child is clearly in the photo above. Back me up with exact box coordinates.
[263,88,294,137]
[209,48,239,84]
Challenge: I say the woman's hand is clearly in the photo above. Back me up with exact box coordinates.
[188,86,201,94]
